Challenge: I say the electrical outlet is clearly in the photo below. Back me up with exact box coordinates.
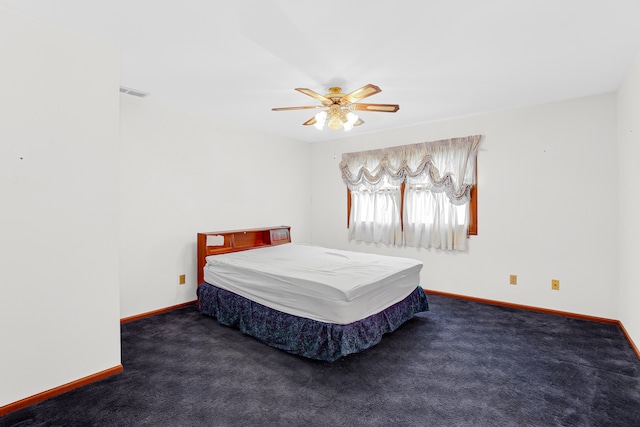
[179,274,186,285]
[551,279,560,290]
[509,275,517,285]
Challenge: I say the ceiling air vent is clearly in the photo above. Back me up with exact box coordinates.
[119,86,149,98]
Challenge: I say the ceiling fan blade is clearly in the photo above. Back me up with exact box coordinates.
[302,116,317,126]
[342,84,381,103]
[354,103,400,113]
[295,88,332,105]
[272,105,325,111]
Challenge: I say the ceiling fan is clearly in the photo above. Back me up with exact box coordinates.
[272,84,399,131]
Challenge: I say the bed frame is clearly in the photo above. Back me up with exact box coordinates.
[196,226,291,285]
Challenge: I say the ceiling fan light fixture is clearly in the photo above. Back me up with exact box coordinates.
[312,109,359,131]
[328,114,343,131]
[313,111,327,130]
[342,112,358,131]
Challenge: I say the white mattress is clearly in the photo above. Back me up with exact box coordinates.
[203,243,423,324]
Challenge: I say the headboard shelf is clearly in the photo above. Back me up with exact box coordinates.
[197,226,291,285]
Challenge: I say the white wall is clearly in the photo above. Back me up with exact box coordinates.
[310,93,619,319]
[618,52,640,348]
[119,96,311,318]
[0,8,121,406]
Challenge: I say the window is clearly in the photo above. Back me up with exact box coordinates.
[347,159,477,236]
[341,136,481,251]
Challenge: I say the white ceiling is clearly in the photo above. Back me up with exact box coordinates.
[3,0,640,143]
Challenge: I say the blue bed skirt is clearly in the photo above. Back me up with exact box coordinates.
[197,283,429,362]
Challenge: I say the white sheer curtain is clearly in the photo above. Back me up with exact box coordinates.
[404,185,470,250]
[340,135,481,250]
[348,176,403,245]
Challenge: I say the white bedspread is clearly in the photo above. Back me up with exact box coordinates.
[203,243,423,324]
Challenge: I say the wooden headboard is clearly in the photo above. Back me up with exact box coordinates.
[197,226,291,285]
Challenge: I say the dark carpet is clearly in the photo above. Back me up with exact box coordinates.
[2,294,639,427]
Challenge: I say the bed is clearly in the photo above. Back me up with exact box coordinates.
[197,226,429,362]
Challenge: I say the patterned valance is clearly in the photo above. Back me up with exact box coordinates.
[339,135,482,205]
